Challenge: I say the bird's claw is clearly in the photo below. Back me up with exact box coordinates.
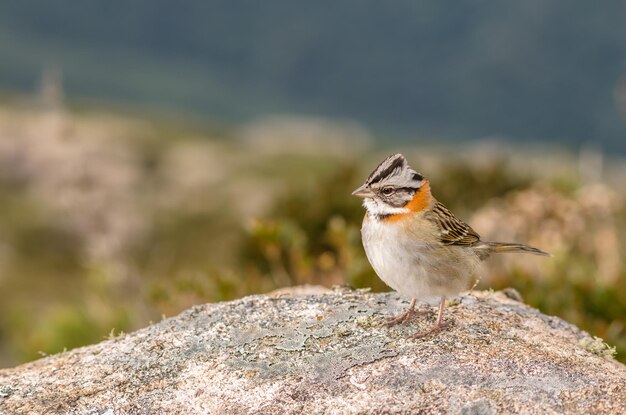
[409,320,451,339]
[385,308,432,327]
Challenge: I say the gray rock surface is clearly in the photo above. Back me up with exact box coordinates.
[1,289,625,414]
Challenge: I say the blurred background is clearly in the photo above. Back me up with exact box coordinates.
[0,1,625,367]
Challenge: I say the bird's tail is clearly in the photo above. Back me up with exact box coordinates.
[486,242,550,256]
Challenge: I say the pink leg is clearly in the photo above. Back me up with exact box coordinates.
[410,296,451,339]
[385,298,432,327]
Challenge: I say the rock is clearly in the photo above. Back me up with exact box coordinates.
[0,289,624,414]
[268,284,331,297]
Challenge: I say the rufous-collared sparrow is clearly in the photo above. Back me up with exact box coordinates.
[352,153,549,338]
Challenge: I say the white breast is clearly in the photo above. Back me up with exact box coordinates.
[360,214,479,301]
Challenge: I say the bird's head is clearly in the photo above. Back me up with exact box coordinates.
[352,153,431,220]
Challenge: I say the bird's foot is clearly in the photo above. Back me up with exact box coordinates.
[409,320,451,339]
[385,308,431,327]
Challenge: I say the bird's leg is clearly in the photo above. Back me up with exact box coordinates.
[386,298,431,326]
[410,296,451,339]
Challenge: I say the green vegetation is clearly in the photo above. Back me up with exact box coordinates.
[0,104,624,367]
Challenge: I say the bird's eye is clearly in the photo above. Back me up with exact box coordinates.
[381,187,394,196]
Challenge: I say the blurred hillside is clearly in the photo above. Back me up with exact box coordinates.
[1,1,626,150]
[0,97,625,368]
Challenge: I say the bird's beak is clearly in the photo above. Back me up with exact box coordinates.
[351,184,374,198]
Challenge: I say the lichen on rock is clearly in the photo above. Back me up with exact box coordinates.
[0,289,625,414]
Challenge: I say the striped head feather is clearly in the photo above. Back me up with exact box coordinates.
[352,153,430,220]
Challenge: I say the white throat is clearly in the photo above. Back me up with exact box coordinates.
[363,198,409,218]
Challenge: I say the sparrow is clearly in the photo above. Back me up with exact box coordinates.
[352,153,549,338]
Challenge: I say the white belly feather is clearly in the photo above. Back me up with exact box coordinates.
[361,214,479,301]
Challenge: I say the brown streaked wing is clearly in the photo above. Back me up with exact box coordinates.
[428,201,481,246]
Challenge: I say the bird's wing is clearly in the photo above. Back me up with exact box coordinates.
[427,201,481,246]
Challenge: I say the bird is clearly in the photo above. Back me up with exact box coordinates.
[352,153,549,339]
